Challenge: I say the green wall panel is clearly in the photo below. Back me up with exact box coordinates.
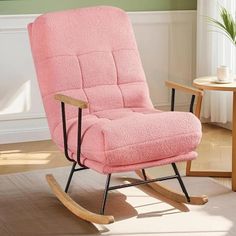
[0,0,197,14]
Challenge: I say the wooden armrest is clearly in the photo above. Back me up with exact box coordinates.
[165,81,203,96]
[54,94,88,109]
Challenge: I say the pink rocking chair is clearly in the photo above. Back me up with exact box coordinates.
[28,6,207,224]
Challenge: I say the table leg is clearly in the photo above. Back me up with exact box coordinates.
[232,92,236,191]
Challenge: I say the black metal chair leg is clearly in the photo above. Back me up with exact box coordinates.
[171,88,175,111]
[100,174,111,215]
[171,163,190,202]
[65,162,77,193]
[141,169,147,180]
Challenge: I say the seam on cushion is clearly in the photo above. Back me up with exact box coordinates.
[57,143,81,163]
[61,116,111,146]
[54,115,99,142]
[36,48,137,63]
[78,48,136,57]
[91,113,113,121]
[51,108,92,139]
[53,117,79,138]
[81,151,196,174]
[42,82,146,99]
[52,114,97,138]
[81,120,103,143]
[83,81,145,90]
[118,81,145,86]
[112,48,136,52]
[81,124,97,142]
[130,108,140,112]
[102,131,202,153]
[91,113,100,119]
[63,133,198,167]
[130,108,160,113]
[111,51,125,107]
[70,124,108,165]
[42,81,146,98]
[55,123,102,162]
[82,146,196,168]
[92,108,131,115]
[81,131,200,154]
[76,56,90,113]
[103,152,196,169]
[93,80,146,90]
[64,113,199,155]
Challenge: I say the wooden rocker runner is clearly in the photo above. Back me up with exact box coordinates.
[28,6,208,225]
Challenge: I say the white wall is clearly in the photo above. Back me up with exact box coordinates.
[0,11,196,144]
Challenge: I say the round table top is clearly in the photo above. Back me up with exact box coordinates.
[193,76,236,92]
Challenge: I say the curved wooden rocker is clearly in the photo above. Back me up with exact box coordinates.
[135,170,208,205]
[46,174,115,224]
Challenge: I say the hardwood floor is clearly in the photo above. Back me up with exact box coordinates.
[0,124,232,188]
[0,140,70,174]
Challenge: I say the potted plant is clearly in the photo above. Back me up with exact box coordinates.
[209,6,236,82]
[209,6,236,46]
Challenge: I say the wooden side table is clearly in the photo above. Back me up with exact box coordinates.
[188,76,236,191]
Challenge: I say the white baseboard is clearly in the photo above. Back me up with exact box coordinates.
[0,127,50,144]
[201,117,232,130]
[0,117,50,144]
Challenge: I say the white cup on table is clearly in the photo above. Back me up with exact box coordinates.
[217,65,231,82]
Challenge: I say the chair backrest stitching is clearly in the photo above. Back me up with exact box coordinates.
[111,51,125,108]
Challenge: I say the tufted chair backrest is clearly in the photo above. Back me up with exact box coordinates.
[28,6,153,136]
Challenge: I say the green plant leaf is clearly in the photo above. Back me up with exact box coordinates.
[208,6,236,46]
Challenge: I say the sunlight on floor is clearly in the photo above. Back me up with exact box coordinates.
[0,160,50,165]
[1,150,21,154]
[0,140,70,174]
[0,151,56,165]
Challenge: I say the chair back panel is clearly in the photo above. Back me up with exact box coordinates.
[28,7,153,135]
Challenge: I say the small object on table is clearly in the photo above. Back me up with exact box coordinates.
[217,65,231,82]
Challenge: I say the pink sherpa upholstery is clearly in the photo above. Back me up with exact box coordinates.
[28,6,202,174]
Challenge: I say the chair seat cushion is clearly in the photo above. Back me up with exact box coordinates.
[53,108,201,173]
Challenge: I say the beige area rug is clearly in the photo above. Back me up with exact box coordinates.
[0,166,236,236]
